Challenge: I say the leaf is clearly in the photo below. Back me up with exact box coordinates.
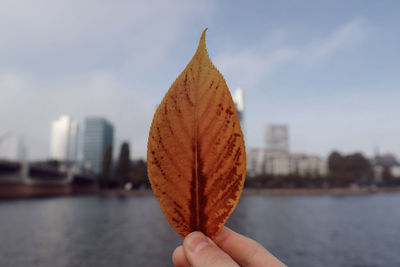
[147,29,246,239]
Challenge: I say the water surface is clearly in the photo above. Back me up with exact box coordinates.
[0,193,399,266]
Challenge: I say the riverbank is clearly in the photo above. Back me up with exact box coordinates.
[107,187,400,197]
[1,184,400,200]
[0,184,98,200]
[243,187,400,195]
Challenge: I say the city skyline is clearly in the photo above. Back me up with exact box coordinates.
[0,1,399,160]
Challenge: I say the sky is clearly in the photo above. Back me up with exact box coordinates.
[0,0,399,160]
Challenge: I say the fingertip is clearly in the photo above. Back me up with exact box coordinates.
[219,226,233,236]
[183,231,210,254]
[214,226,236,247]
[172,245,183,262]
[183,231,239,267]
[172,245,190,267]
[214,227,286,267]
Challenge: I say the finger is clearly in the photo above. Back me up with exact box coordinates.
[214,227,286,267]
[172,245,191,267]
[183,231,239,267]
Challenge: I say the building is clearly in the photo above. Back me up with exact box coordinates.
[49,115,78,161]
[232,88,246,143]
[265,124,289,153]
[247,148,262,177]
[232,88,244,126]
[261,151,327,177]
[373,152,398,166]
[290,153,328,177]
[263,150,291,175]
[391,166,400,178]
[372,152,400,182]
[82,117,114,174]
[259,124,327,177]
[262,124,290,175]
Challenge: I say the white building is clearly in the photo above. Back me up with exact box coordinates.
[261,124,291,175]
[391,166,400,178]
[265,125,289,153]
[290,153,328,177]
[232,88,244,124]
[232,87,245,143]
[49,115,78,161]
[261,151,327,177]
[263,150,291,175]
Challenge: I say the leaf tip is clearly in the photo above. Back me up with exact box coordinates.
[198,28,208,52]
[201,28,208,38]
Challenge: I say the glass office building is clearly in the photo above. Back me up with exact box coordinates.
[82,118,114,174]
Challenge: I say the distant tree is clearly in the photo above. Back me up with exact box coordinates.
[101,145,113,188]
[328,151,344,174]
[131,159,149,189]
[116,142,131,187]
[328,151,373,186]
[345,153,372,184]
[382,165,393,184]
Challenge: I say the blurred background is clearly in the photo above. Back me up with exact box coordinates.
[0,1,399,266]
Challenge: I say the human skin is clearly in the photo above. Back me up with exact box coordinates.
[172,226,286,267]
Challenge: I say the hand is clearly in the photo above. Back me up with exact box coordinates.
[172,226,286,267]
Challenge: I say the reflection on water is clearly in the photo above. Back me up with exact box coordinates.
[0,193,399,267]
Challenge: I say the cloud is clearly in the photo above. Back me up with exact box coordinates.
[215,47,295,89]
[302,17,367,65]
[215,17,368,89]
[0,0,210,74]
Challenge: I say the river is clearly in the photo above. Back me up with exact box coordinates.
[0,193,399,267]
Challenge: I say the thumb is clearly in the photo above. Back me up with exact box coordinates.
[182,231,239,267]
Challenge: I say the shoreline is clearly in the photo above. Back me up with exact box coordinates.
[1,184,400,200]
[242,187,400,195]
[0,184,98,200]
[102,187,400,197]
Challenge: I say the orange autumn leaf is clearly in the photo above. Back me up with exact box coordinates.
[147,29,246,239]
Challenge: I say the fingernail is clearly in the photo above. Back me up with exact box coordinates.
[187,232,209,254]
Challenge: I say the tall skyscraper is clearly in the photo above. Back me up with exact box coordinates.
[263,125,290,175]
[49,115,78,161]
[265,124,289,153]
[82,117,114,174]
[232,88,244,126]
